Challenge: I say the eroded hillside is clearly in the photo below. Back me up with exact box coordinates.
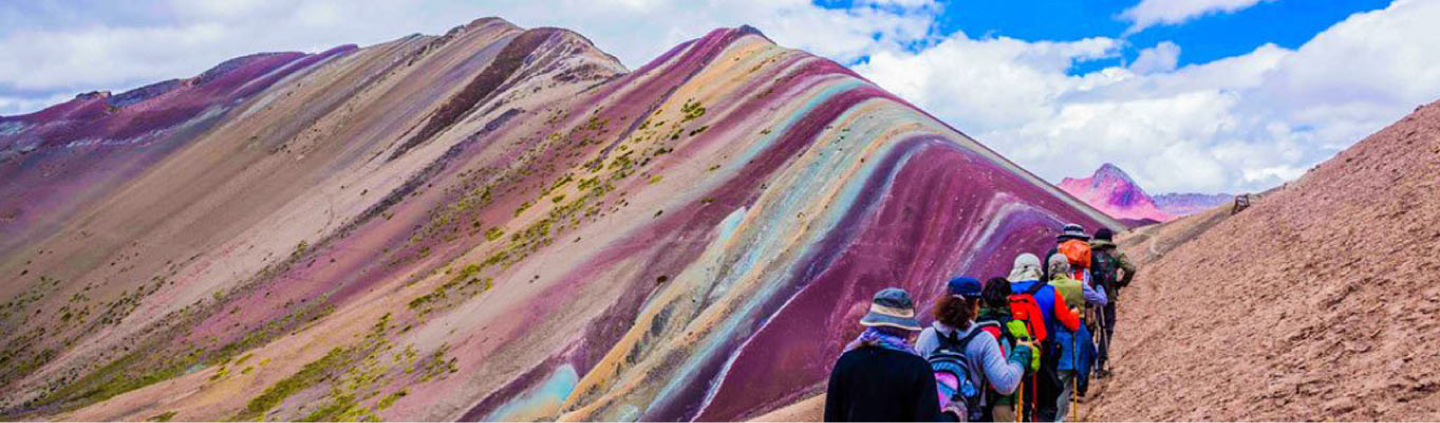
[0,18,1116,421]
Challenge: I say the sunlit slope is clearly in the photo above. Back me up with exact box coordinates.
[0,19,1115,421]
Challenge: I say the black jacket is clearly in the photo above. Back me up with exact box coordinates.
[824,347,941,422]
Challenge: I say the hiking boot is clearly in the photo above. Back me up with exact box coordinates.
[1095,369,1111,379]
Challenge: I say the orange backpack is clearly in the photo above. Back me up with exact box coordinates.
[1058,239,1092,282]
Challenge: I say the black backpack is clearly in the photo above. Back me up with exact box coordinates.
[1091,249,1120,294]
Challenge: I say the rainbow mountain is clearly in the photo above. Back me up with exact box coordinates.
[0,18,1116,421]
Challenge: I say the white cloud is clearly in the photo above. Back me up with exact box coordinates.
[1121,0,1272,34]
[855,0,1440,194]
[1130,41,1180,74]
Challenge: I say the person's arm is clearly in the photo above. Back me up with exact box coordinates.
[914,361,942,422]
[1082,280,1108,306]
[1117,251,1136,288]
[1052,289,1081,331]
[824,358,846,422]
[976,333,1024,395]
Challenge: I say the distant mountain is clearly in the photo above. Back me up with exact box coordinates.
[1058,163,1171,223]
[1153,192,1232,216]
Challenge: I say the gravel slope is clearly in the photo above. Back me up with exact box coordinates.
[1087,101,1440,420]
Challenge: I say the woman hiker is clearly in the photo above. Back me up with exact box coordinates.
[915,277,1033,422]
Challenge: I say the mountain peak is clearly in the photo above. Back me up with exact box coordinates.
[1094,162,1134,183]
[1059,163,1170,224]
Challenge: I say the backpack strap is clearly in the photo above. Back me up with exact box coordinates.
[1025,279,1047,295]
[936,323,994,355]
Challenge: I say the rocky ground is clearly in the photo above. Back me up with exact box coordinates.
[1086,101,1440,420]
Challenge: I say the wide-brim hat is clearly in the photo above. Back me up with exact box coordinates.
[859,287,923,331]
[1057,223,1090,241]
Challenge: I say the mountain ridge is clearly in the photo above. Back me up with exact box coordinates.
[0,17,1118,421]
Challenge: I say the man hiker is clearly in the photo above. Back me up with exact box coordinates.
[1088,227,1134,378]
[825,287,941,422]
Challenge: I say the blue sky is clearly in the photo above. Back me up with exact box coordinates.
[856,0,1393,72]
[2,0,1437,195]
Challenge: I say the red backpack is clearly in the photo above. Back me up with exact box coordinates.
[1006,290,1047,343]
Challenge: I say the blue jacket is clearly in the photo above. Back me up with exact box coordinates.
[1053,320,1097,373]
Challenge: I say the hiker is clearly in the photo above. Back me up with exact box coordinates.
[1046,254,1103,422]
[915,277,1031,422]
[825,287,941,422]
[1088,227,1134,378]
[1008,253,1080,422]
[1046,254,1107,311]
[1042,224,1090,282]
[975,277,1031,422]
[1002,259,1049,422]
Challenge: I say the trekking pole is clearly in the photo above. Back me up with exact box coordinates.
[1071,321,1079,423]
[1015,336,1029,423]
[1016,378,1024,423]
[1072,376,1080,422]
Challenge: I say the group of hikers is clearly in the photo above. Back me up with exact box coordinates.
[825,224,1136,422]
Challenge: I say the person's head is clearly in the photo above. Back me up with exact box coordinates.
[1057,223,1089,242]
[933,277,983,327]
[1009,253,1042,281]
[981,277,1012,310]
[1094,227,1115,241]
[1047,253,1071,279]
[860,287,922,332]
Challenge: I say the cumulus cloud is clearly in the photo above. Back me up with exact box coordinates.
[1130,41,1180,74]
[1121,0,1272,34]
[855,0,1440,194]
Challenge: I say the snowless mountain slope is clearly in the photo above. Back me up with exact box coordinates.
[0,18,1117,421]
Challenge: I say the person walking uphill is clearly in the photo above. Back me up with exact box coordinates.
[1008,254,1080,422]
[975,277,1029,422]
[1046,255,1103,422]
[825,288,941,422]
[915,277,1032,422]
[1043,224,1091,282]
[1088,227,1134,378]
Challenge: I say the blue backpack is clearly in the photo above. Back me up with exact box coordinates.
[928,323,997,422]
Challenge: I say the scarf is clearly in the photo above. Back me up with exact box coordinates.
[843,327,917,355]
[1008,266,1042,282]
